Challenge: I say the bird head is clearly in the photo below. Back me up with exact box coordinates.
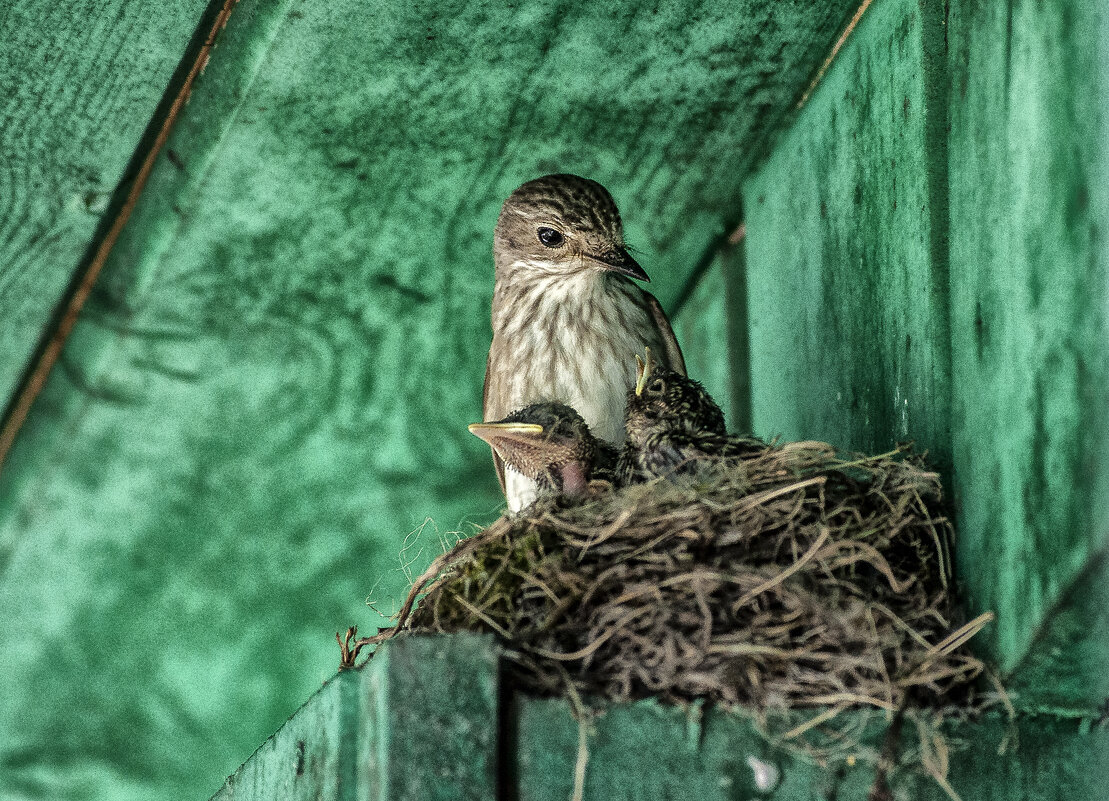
[468,402,608,494]
[493,174,650,282]
[625,348,728,447]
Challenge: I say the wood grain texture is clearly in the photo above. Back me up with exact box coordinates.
[947,0,1109,687]
[0,0,210,402]
[742,0,950,466]
[210,634,500,801]
[517,695,1109,801]
[0,2,862,799]
[1005,548,1109,716]
[743,0,1109,705]
[208,633,1109,801]
[211,670,362,801]
[673,260,737,430]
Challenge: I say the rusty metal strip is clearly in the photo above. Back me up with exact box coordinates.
[0,0,239,471]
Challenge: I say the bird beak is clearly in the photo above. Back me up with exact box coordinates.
[589,247,650,282]
[635,347,654,396]
[468,421,545,450]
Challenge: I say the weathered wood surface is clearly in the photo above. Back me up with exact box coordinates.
[741,0,1109,707]
[674,240,754,435]
[214,634,1109,801]
[1005,549,1109,716]
[946,0,1109,694]
[213,669,360,801]
[672,260,735,427]
[0,0,209,402]
[211,634,500,801]
[517,697,1109,801]
[0,2,862,799]
[743,0,951,472]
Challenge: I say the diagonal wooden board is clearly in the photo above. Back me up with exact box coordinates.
[0,0,214,404]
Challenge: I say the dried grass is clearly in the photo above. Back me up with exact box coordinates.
[353,440,991,732]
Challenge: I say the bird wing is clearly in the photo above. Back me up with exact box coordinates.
[644,291,687,377]
[641,431,733,479]
[720,434,768,459]
[482,350,508,493]
[658,430,707,474]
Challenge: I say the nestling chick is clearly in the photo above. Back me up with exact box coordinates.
[469,402,618,502]
[618,348,765,483]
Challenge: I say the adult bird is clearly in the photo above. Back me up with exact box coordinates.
[468,402,618,500]
[483,174,685,511]
[618,348,765,483]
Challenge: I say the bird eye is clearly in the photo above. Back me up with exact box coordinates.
[648,378,666,395]
[537,226,564,247]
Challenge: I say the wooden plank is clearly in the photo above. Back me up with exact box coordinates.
[742,0,950,467]
[516,694,1109,801]
[0,3,862,800]
[1005,549,1109,716]
[946,0,1109,690]
[672,260,735,429]
[674,240,753,435]
[211,634,501,801]
[210,670,362,801]
[743,0,1109,703]
[376,634,501,800]
[206,634,1107,800]
[0,0,210,403]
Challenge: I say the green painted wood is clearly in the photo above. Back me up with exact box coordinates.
[0,0,210,402]
[210,670,362,801]
[0,2,863,799]
[1005,550,1109,716]
[743,0,1109,704]
[378,634,501,800]
[208,634,1109,801]
[743,0,951,472]
[673,261,734,429]
[675,242,753,434]
[721,242,754,436]
[516,694,1109,801]
[947,0,1109,689]
[211,634,501,801]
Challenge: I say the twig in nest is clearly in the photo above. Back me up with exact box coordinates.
[867,697,908,801]
[355,440,995,780]
[336,627,372,670]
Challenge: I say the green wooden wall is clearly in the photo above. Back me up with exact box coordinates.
[672,257,739,429]
[0,2,860,799]
[742,0,1108,713]
[214,634,1109,801]
[2,0,1107,798]
[744,0,950,470]
[946,0,1109,706]
[0,0,212,400]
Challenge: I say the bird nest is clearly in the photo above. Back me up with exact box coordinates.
[349,439,992,729]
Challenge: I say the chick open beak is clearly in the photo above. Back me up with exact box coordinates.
[589,247,650,282]
[635,347,654,396]
[468,421,545,451]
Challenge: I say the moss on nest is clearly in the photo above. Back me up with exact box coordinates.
[355,440,992,723]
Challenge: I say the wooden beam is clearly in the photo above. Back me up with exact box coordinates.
[213,634,1109,801]
[0,0,217,426]
[946,0,1109,691]
[743,0,951,471]
[210,634,501,801]
[0,0,238,471]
